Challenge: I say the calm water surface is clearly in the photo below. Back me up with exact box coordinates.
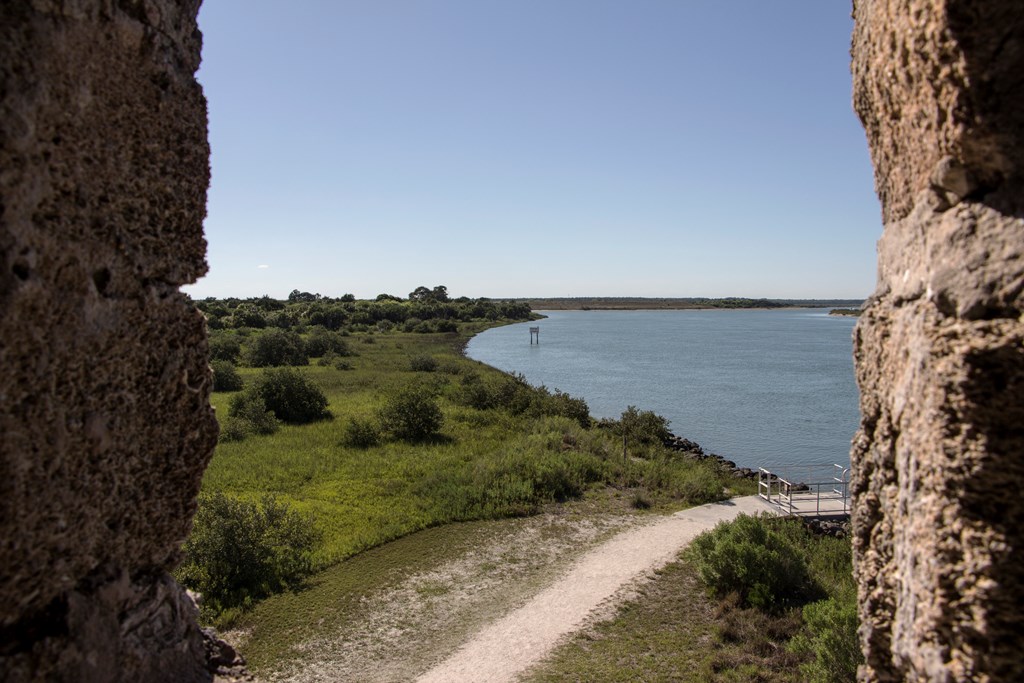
[465,309,860,470]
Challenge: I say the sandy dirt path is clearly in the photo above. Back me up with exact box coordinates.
[415,495,771,683]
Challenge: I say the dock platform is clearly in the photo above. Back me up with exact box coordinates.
[756,463,850,519]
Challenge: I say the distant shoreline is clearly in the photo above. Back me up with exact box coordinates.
[510,297,865,311]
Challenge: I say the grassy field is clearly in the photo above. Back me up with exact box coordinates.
[194,321,752,616]
[187,317,859,681]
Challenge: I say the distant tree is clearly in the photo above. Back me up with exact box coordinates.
[244,329,308,367]
[288,290,321,303]
[265,310,299,329]
[210,360,244,392]
[305,327,351,358]
[376,293,403,302]
[230,303,267,329]
[248,295,285,311]
[339,293,356,302]
[409,285,450,303]
[208,331,242,363]
[304,302,348,331]
[409,286,432,302]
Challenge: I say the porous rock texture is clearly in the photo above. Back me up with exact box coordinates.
[851,1,1024,681]
[0,1,243,680]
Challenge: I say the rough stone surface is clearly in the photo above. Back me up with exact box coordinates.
[0,1,231,680]
[851,1,1024,680]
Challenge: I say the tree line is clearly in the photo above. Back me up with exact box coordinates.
[193,286,534,333]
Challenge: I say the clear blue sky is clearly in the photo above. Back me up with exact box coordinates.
[186,1,881,301]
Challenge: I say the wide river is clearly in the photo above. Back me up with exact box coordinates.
[465,309,861,471]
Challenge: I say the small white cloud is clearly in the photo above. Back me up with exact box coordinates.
[257,264,270,269]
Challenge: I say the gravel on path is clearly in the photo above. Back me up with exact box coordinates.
[415,495,773,683]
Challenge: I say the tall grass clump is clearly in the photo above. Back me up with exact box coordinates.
[378,383,443,441]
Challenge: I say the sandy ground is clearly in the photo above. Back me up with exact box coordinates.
[415,495,771,683]
[265,512,639,682]
[268,495,772,682]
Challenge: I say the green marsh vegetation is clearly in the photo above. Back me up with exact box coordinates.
[180,288,751,631]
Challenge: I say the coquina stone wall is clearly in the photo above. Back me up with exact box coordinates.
[3,0,1022,681]
[0,2,238,680]
[851,1,1024,680]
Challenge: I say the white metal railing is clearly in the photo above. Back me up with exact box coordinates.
[758,464,849,517]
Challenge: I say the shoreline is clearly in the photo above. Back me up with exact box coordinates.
[507,297,865,311]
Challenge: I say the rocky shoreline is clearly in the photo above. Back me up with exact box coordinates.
[660,433,760,481]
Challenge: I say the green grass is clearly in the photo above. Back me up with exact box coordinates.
[197,322,752,595]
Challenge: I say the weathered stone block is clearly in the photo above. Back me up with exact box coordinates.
[0,1,227,679]
[851,1,1024,679]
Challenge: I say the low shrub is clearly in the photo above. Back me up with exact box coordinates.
[618,405,672,446]
[249,368,330,424]
[208,331,242,363]
[686,514,812,611]
[210,360,244,392]
[305,326,352,358]
[630,491,652,509]
[789,597,862,682]
[378,383,443,441]
[453,371,495,410]
[226,393,280,436]
[546,390,591,428]
[176,493,321,615]
[244,328,308,367]
[409,354,438,372]
[342,417,381,449]
[218,416,252,442]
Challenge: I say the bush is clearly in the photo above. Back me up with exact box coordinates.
[227,393,281,436]
[210,360,244,392]
[409,354,438,372]
[687,514,811,611]
[176,493,321,614]
[547,390,591,428]
[378,383,444,441]
[218,416,252,442]
[209,332,242,363]
[789,597,862,682]
[244,329,308,367]
[618,405,672,446]
[305,326,352,358]
[453,372,495,410]
[342,417,381,449]
[248,368,330,424]
[229,303,267,329]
